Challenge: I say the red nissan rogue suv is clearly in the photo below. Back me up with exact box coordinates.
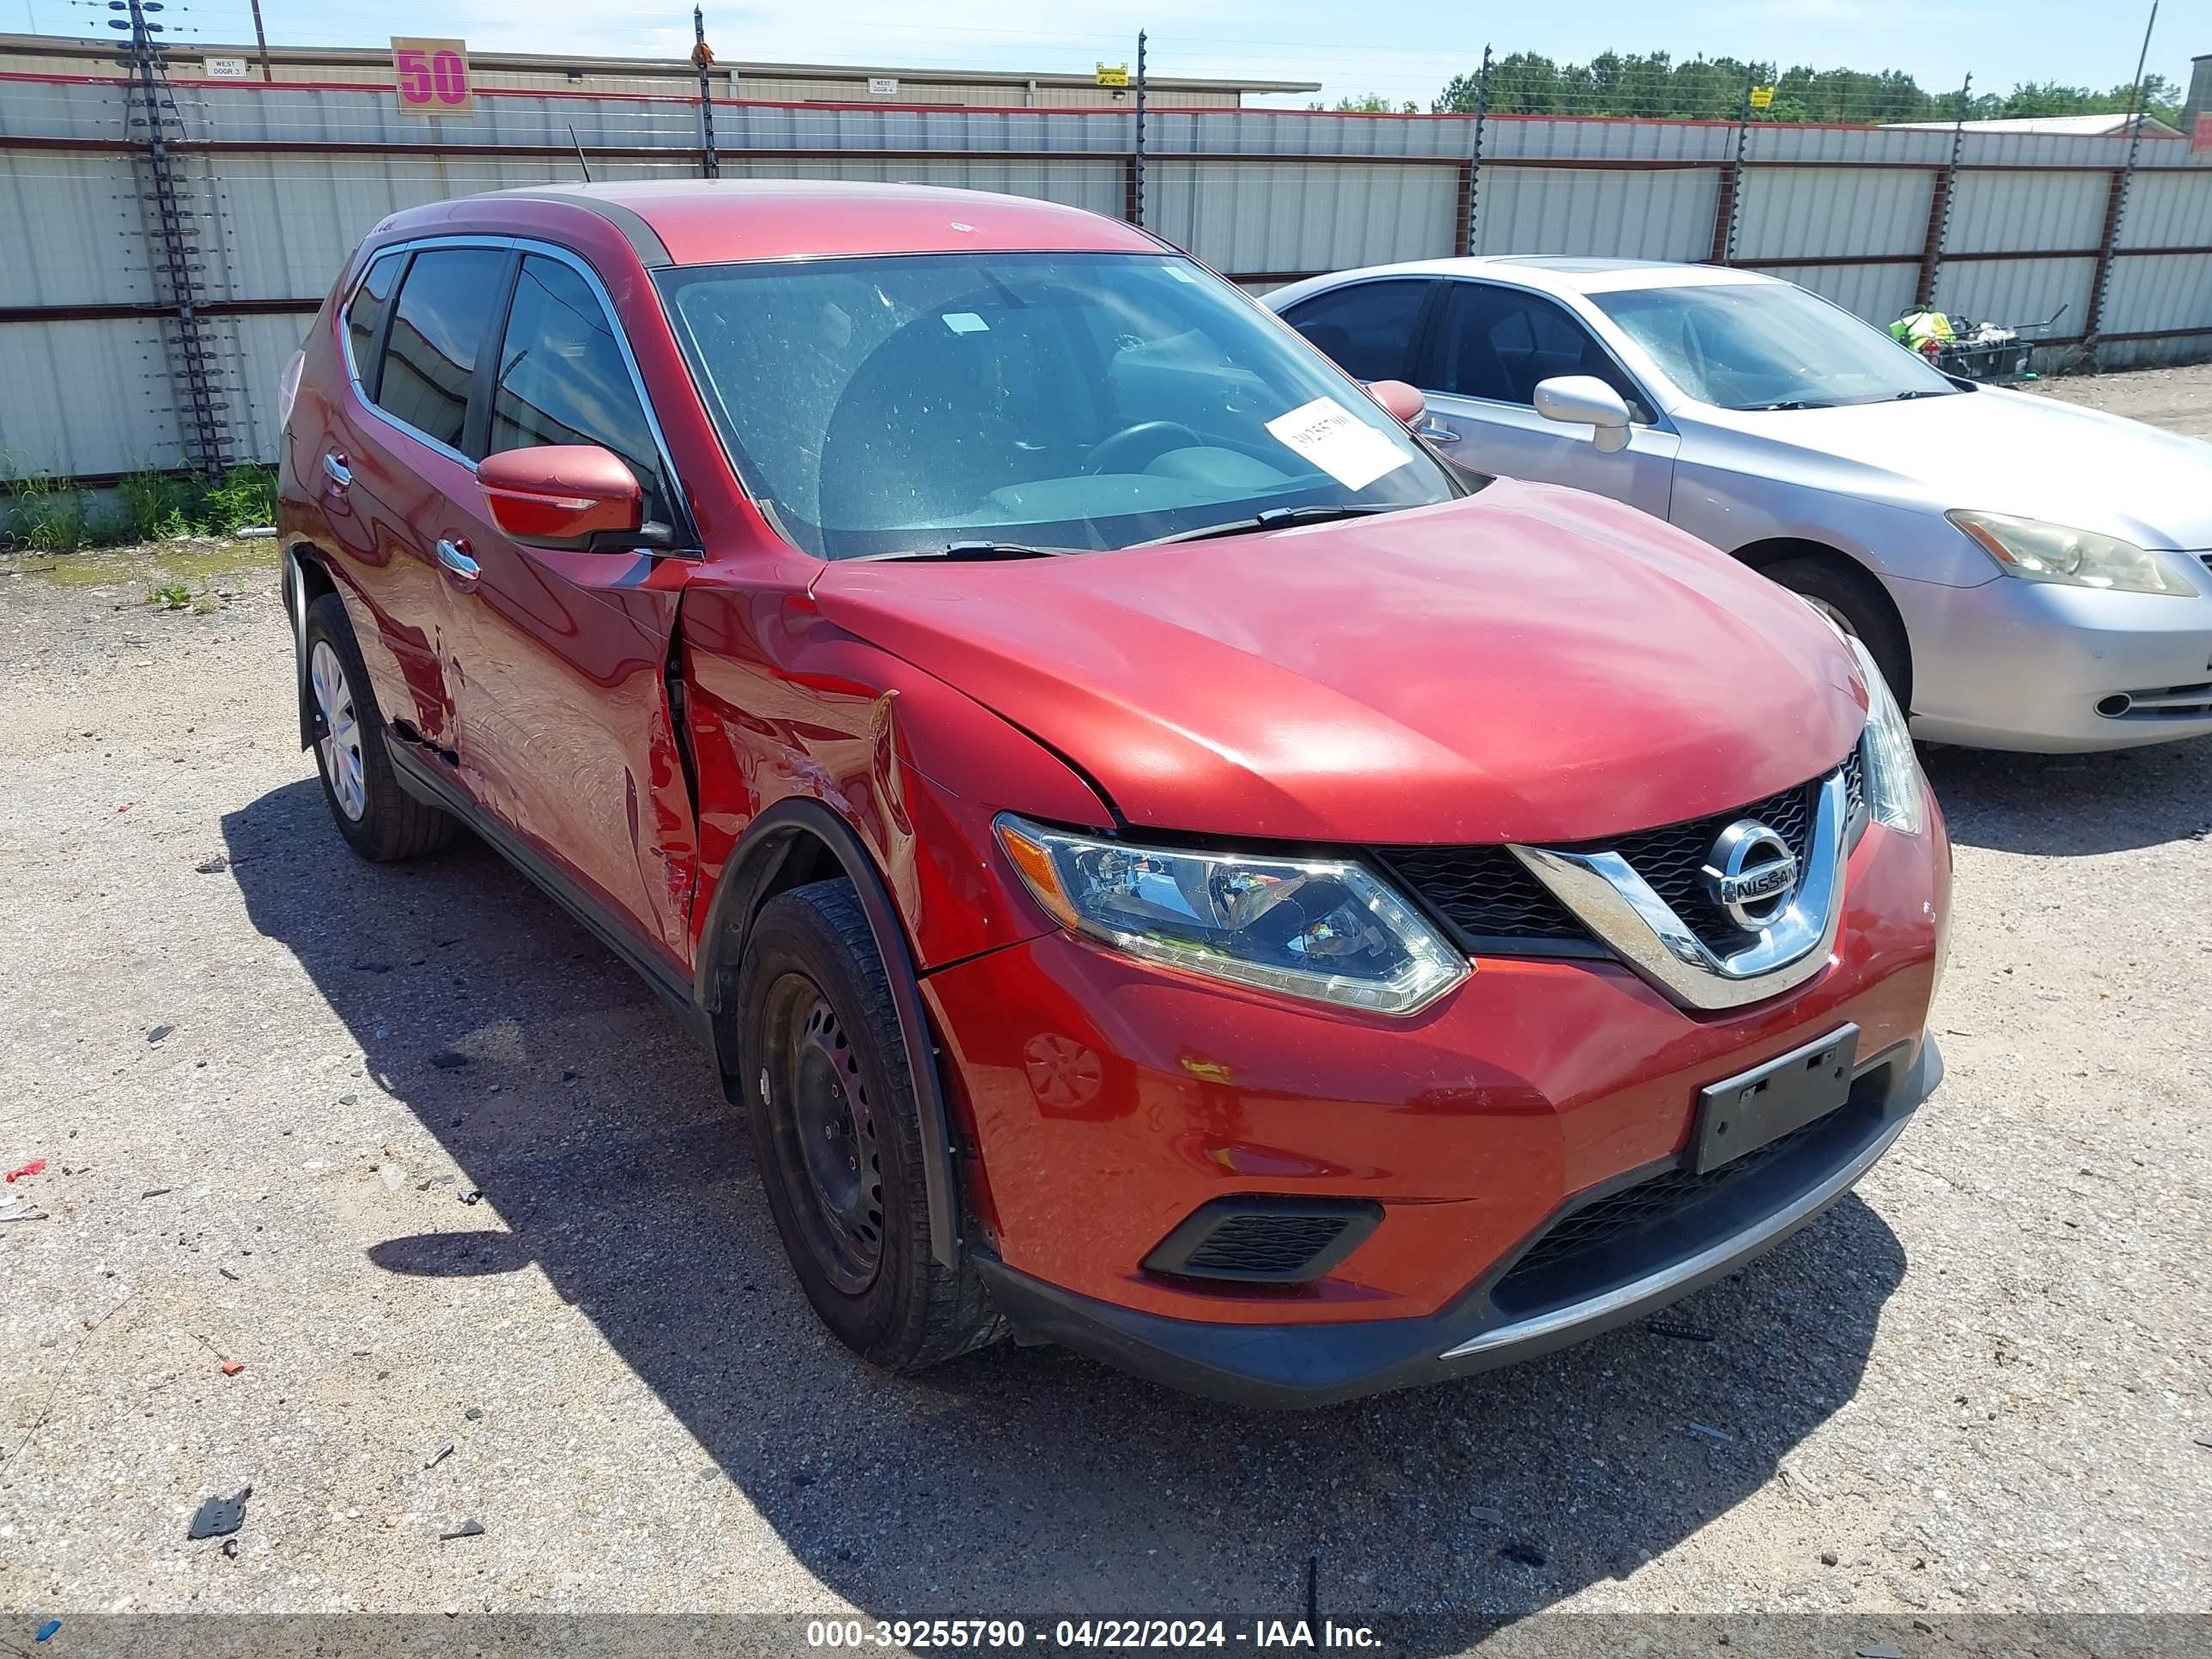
[276,180,1948,1405]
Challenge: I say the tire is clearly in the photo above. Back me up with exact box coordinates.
[301,590,457,861]
[738,878,1005,1371]
[1761,553,1914,713]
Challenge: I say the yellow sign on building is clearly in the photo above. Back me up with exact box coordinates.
[1096,62,1130,88]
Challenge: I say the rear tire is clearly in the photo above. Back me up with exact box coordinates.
[738,878,1005,1372]
[1761,553,1914,712]
[302,591,456,861]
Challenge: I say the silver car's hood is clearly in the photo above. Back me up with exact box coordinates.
[1705,386,2212,551]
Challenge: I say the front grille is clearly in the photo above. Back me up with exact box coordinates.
[1144,1196,1384,1285]
[1376,756,1851,957]
[1488,1082,1881,1316]
[1370,844,1587,945]
[1595,775,1819,946]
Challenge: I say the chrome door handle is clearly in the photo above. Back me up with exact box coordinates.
[436,538,479,581]
[1416,420,1460,445]
[321,452,352,488]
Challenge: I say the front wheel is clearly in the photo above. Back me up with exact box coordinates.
[738,878,1004,1371]
[1761,553,1914,713]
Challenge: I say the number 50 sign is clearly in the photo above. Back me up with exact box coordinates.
[392,37,472,114]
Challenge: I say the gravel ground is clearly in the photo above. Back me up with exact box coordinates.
[0,365,2208,1651]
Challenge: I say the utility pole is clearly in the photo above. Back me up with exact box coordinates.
[113,0,231,482]
[248,0,272,81]
[1133,30,1147,229]
[692,6,720,179]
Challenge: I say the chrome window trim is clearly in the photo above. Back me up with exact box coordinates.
[1509,769,1848,1012]
[337,232,700,554]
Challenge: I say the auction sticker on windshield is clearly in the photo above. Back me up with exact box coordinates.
[1265,398,1412,491]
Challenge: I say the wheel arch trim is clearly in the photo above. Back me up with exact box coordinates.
[694,798,962,1269]
[283,544,339,750]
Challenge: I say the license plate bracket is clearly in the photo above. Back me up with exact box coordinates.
[1689,1024,1858,1175]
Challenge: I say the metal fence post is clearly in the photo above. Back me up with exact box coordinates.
[2086,1,2160,358]
[1711,66,1754,266]
[119,0,231,482]
[1133,30,1147,229]
[692,8,720,179]
[1462,43,1491,258]
[1916,71,1971,309]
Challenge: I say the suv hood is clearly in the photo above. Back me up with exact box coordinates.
[813,481,1867,847]
[1708,386,2212,550]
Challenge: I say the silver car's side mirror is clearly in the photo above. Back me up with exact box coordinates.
[1534,375,1633,453]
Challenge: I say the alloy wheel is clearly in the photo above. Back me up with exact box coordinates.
[310,638,368,821]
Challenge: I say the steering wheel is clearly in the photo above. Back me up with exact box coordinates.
[1083,421,1203,477]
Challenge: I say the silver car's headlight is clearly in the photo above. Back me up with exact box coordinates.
[1947,509,2194,597]
[1848,635,1925,836]
[994,815,1468,1015]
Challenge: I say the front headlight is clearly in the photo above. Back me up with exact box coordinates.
[994,815,1468,1015]
[1947,509,2193,596]
[1848,635,1925,836]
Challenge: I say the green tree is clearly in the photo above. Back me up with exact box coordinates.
[1431,50,2185,127]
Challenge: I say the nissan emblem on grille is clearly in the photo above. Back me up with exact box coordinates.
[1700,819,1799,931]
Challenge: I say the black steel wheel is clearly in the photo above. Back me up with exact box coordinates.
[735,878,1006,1371]
[761,974,885,1295]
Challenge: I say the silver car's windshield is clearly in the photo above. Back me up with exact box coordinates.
[656,252,1457,560]
[1593,282,1959,412]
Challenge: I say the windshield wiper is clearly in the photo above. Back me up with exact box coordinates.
[870,540,1073,562]
[1889,387,1953,401]
[1746,399,1836,411]
[1139,502,1404,547]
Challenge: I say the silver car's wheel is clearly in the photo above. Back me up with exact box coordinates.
[310,638,368,821]
[1801,596,1858,640]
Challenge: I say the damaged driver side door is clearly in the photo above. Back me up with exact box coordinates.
[441,246,703,973]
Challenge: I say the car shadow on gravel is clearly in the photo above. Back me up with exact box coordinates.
[226,777,1907,1645]
[1923,733,2212,856]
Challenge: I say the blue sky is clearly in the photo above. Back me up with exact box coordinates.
[15,0,2188,111]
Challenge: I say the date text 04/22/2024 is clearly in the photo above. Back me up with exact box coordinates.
[805,1620,1383,1649]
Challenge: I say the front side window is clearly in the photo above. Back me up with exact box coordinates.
[489,255,669,526]
[657,252,1456,561]
[1279,279,1431,384]
[344,251,404,398]
[1593,281,1958,411]
[374,247,509,453]
[1434,284,1651,421]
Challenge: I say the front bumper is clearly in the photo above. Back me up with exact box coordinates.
[1898,567,2212,751]
[976,1037,1940,1407]
[923,810,1949,1401]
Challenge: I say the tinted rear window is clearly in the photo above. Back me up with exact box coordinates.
[375,247,509,453]
[1279,280,1431,384]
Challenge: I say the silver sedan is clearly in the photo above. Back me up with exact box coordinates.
[1267,257,2212,751]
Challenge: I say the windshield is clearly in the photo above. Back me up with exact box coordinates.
[655,252,1457,560]
[1592,282,1958,411]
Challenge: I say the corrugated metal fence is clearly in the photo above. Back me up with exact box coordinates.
[3,70,2211,482]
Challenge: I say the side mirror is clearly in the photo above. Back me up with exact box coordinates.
[1533,376,1633,453]
[478,445,648,551]
[1366,379,1426,428]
